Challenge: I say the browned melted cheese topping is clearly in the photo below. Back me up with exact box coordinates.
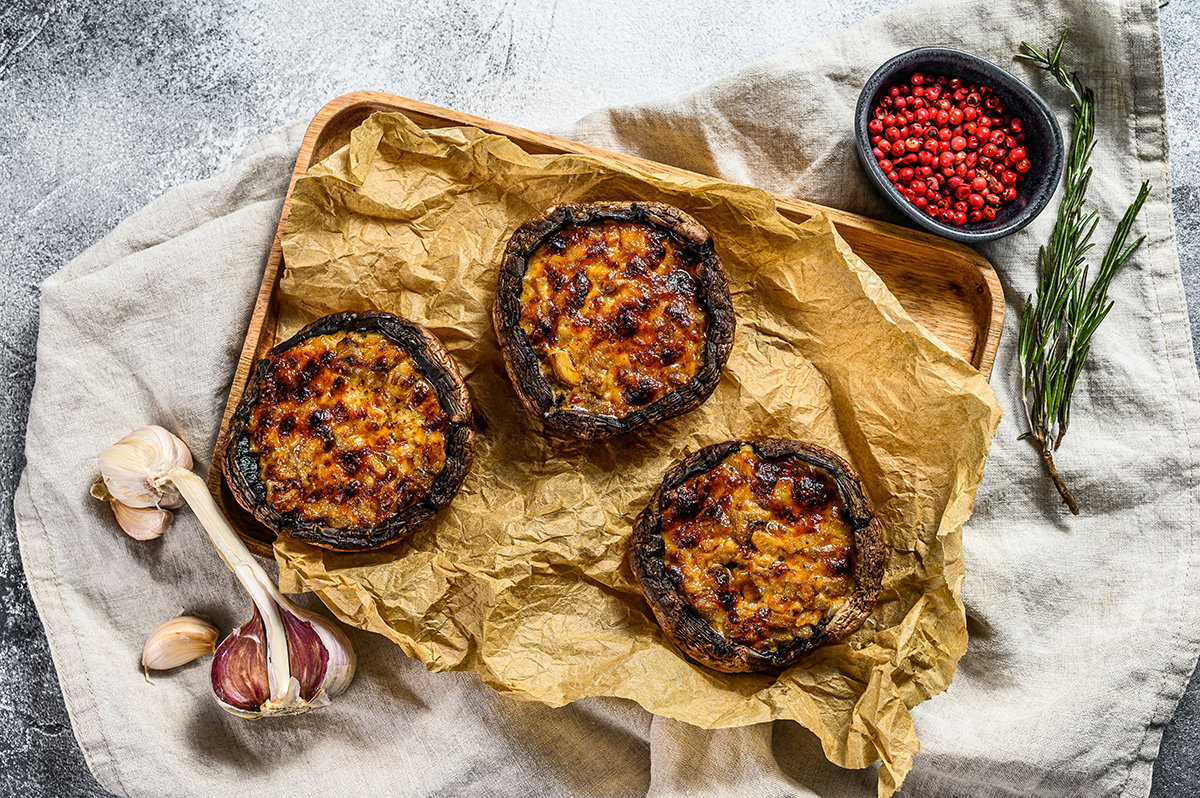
[246,331,448,529]
[518,220,708,417]
[659,446,856,652]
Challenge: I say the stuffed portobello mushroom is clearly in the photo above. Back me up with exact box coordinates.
[223,311,474,551]
[630,439,884,673]
[493,201,735,439]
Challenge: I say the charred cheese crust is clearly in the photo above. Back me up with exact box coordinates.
[631,439,883,672]
[223,311,474,552]
[659,445,854,652]
[246,331,447,530]
[518,219,707,416]
[494,202,735,439]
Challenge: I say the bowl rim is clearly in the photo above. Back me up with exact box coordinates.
[854,46,1065,244]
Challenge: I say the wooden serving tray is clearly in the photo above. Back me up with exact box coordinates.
[208,90,1005,557]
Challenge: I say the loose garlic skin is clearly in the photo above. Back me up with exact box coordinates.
[142,615,219,670]
[98,426,193,510]
[112,500,173,540]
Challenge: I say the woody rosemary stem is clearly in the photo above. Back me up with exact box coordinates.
[1015,30,1150,516]
[1039,443,1078,515]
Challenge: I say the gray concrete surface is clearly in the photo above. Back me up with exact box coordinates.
[1,0,1195,795]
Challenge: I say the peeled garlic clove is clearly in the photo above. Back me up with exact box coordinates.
[99,425,193,510]
[112,500,173,540]
[142,615,218,670]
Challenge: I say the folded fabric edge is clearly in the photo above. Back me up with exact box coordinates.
[1117,1,1200,796]
[11,119,311,797]
[12,475,128,796]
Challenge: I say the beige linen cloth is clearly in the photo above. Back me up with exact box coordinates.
[15,0,1196,795]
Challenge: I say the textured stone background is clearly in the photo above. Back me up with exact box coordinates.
[1,0,1195,795]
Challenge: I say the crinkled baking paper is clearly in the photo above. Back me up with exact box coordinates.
[274,112,1001,797]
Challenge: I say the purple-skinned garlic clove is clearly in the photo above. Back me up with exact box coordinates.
[212,605,272,716]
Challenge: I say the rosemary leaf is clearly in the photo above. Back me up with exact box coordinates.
[1016,30,1151,514]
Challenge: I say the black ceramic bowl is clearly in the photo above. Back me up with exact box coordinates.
[854,47,1064,244]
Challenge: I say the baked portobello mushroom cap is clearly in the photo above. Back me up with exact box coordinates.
[223,311,474,551]
[630,439,884,673]
[493,201,735,438]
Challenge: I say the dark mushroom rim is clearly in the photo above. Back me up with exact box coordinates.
[629,439,884,672]
[223,310,475,551]
[492,201,736,439]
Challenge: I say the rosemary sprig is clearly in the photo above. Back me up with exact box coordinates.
[1015,30,1151,514]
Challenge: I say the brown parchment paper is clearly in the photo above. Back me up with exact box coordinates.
[274,111,1001,796]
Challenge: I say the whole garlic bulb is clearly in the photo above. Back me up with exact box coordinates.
[210,599,356,719]
[98,425,193,510]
